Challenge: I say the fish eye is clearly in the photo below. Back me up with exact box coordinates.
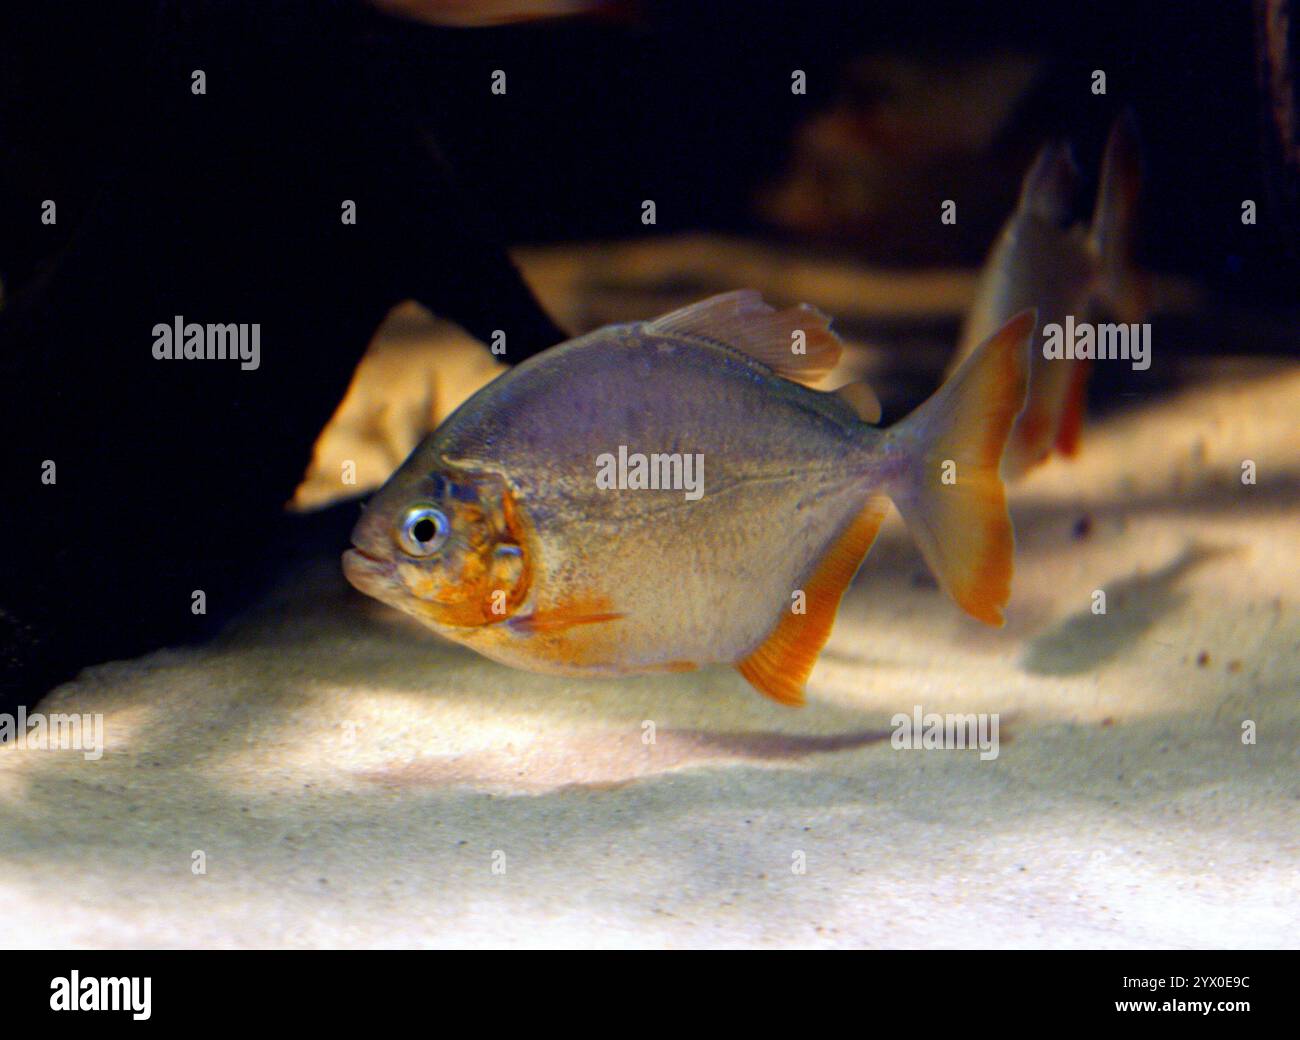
[396,504,449,557]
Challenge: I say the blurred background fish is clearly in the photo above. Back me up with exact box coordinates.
[952,112,1149,478]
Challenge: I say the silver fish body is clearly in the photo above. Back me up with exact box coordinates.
[346,291,1031,704]
[364,322,892,673]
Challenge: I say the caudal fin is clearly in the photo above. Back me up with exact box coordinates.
[1018,140,1080,225]
[886,311,1033,625]
[1090,110,1150,324]
[1034,112,1147,464]
[1017,114,1145,471]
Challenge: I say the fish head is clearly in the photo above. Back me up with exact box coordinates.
[343,459,531,631]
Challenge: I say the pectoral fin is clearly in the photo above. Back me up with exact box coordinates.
[736,497,890,706]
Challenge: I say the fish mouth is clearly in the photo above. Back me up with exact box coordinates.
[342,545,394,594]
[348,544,388,565]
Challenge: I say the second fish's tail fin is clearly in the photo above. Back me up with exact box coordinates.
[1090,109,1150,324]
[885,311,1034,625]
[1046,111,1148,462]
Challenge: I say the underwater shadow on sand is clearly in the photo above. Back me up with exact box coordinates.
[1020,543,1239,676]
[349,725,902,794]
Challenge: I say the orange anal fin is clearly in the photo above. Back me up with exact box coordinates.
[1053,360,1092,457]
[736,497,889,706]
[508,609,625,635]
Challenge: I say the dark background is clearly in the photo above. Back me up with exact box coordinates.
[1,0,1296,306]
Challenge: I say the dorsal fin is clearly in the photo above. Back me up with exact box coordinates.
[736,496,889,705]
[645,289,842,384]
[833,380,883,424]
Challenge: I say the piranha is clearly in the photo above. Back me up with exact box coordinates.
[344,290,1033,705]
[953,111,1149,478]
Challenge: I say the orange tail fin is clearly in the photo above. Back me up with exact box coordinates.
[886,311,1033,625]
